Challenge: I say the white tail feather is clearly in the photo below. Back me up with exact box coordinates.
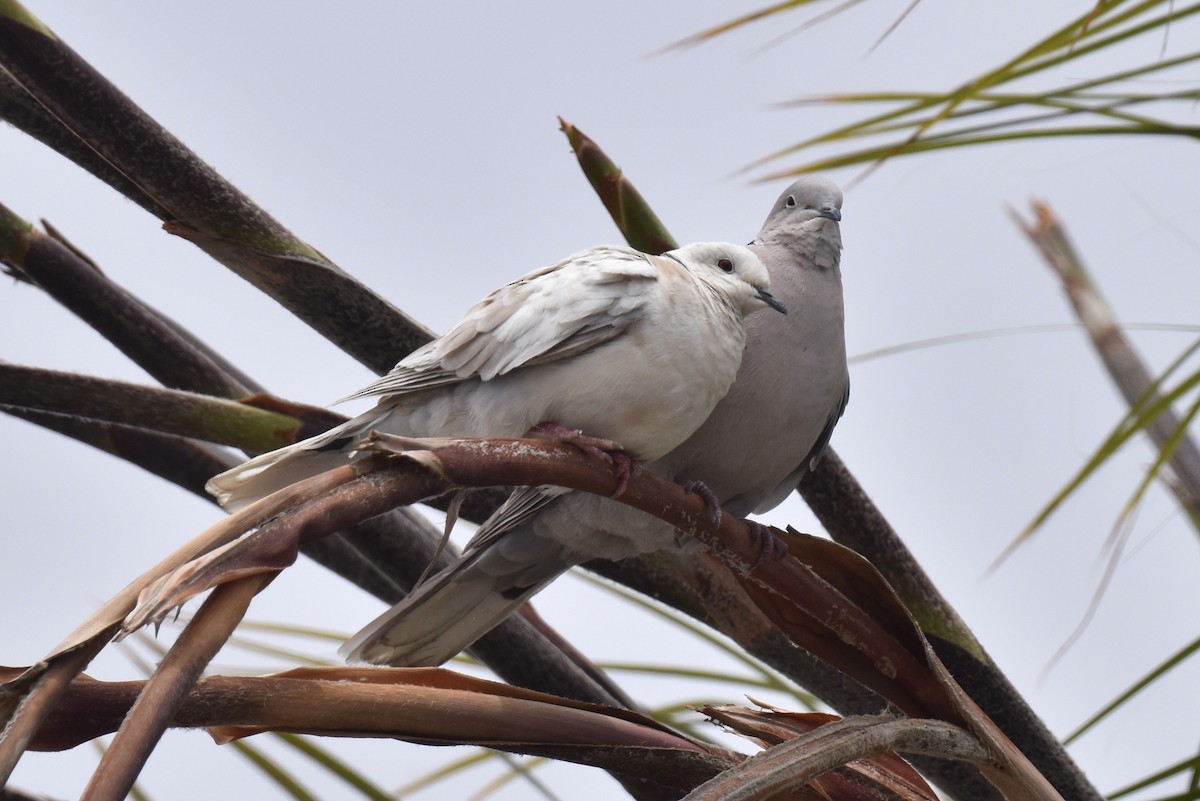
[205,415,373,512]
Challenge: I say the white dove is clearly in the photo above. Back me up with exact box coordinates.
[207,241,785,516]
[342,177,846,666]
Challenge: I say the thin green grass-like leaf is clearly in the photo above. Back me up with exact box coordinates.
[398,749,496,796]
[989,2,1186,87]
[766,85,1200,170]
[235,620,349,644]
[835,0,1122,161]
[273,733,393,801]
[725,0,1200,175]
[784,41,1200,122]
[1065,635,1200,744]
[596,669,810,736]
[638,705,732,745]
[814,82,1200,151]
[769,96,1199,175]
[128,779,153,801]
[1107,749,1200,799]
[1100,335,1200,434]
[835,41,1200,136]
[665,0,854,49]
[896,1,1200,122]
[1039,393,1200,673]
[646,718,712,744]
[1028,1,1200,73]
[669,0,928,58]
[231,740,321,801]
[915,23,1200,141]
[222,635,335,668]
[746,0,881,55]
[762,124,1197,179]
[850,323,1200,365]
[577,573,814,708]
[597,662,801,694]
[654,699,733,717]
[463,756,559,801]
[865,0,922,54]
[1033,350,1200,524]
[783,85,1200,147]
[1105,393,1200,553]
[400,752,569,801]
[126,615,338,668]
[995,339,1200,564]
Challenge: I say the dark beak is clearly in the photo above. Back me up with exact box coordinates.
[817,204,841,222]
[757,287,787,315]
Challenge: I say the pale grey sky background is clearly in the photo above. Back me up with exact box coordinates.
[2,2,1198,799]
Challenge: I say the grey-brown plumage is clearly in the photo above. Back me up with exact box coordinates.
[659,175,847,515]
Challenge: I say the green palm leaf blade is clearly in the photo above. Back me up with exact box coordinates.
[697,0,1200,176]
[0,364,322,453]
[558,117,678,255]
[1065,635,1200,746]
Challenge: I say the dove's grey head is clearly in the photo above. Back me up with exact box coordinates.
[753,175,843,270]
[668,241,787,316]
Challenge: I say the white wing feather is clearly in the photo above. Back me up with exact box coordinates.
[342,246,659,401]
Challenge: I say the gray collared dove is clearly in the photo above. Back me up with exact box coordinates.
[207,241,785,513]
[342,177,848,666]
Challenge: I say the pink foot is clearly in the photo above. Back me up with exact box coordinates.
[684,480,723,527]
[747,521,789,572]
[530,422,635,497]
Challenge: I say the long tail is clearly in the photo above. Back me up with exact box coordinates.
[206,415,375,513]
[340,525,581,666]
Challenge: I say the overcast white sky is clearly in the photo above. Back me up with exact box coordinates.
[2,2,1198,799]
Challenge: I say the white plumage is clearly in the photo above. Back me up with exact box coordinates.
[207,241,783,513]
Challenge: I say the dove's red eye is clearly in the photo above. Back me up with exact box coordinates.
[718,258,734,273]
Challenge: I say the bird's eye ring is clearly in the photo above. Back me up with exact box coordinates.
[717,258,734,273]
[784,195,797,208]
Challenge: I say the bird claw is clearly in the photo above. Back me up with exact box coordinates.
[683,480,723,527]
[747,521,788,572]
[530,422,634,497]
[609,452,638,497]
[530,422,622,453]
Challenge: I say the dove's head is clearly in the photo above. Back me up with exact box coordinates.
[668,242,786,317]
[760,175,842,228]
[753,176,843,268]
